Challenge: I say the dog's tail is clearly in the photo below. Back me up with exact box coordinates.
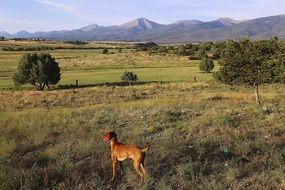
[141,144,149,153]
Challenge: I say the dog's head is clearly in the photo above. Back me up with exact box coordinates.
[102,132,117,143]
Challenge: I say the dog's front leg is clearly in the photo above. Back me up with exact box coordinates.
[111,159,117,181]
[119,161,124,176]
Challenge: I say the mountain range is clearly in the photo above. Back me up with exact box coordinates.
[1,14,285,43]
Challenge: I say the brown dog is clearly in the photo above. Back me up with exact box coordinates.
[102,132,149,182]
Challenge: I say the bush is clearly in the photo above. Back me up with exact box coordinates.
[199,57,214,73]
[102,48,108,54]
[120,71,138,85]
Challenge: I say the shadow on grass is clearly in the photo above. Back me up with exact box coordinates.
[56,81,169,90]
[0,80,193,91]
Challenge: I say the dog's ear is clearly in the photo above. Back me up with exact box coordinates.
[110,132,117,140]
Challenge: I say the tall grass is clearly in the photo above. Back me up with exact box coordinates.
[0,82,284,189]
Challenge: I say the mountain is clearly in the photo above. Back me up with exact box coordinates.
[215,18,242,26]
[226,15,285,39]
[2,14,285,43]
[142,15,285,43]
[119,18,163,30]
[0,31,11,36]
[79,24,102,32]
[14,30,32,37]
[173,20,203,26]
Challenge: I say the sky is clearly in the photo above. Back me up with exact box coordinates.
[1,0,285,33]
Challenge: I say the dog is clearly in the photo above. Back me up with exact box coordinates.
[102,132,149,182]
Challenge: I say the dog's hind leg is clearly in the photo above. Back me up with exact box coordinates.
[139,163,147,180]
[133,161,144,181]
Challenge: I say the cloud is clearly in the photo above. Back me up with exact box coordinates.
[35,0,76,12]
[156,0,221,7]
[0,17,34,25]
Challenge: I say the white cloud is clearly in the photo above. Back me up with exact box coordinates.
[35,0,76,12]
[0,17,34,25]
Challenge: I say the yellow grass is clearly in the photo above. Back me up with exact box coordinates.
[0,82,284,110]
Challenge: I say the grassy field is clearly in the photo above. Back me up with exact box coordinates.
[0,41,284,189]
[0,41,215,89]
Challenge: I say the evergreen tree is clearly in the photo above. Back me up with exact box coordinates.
[13,53,61,90]
[199,57,215,73]
[214,38,284,104]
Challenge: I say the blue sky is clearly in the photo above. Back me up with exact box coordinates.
[1,0,285,33]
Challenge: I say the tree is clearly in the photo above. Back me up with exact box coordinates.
[210,46,221,59]
[13,53,61,90]
[121,71,138,85]
[214,38,284,104]
[102,48,108,54]
[195,47,207,59]
[199,57,214,73]
[176,46,187,56]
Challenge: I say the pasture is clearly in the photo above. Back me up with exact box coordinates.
[0,41,214,89]
[0,40,284,189]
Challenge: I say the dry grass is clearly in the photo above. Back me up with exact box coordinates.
[1,82,284,110]
[0,86,284,189]
[0,40,134,49]
[56,51,193,69]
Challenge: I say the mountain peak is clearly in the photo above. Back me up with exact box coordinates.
[0,31,10,35]
[215,18,242,26]
[137,17,150,22]
[80,24,101,32]
[15,30,31,36]
[17,30,29,33]
[119,18,163,30]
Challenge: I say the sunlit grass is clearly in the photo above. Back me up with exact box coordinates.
[0,43,209,89]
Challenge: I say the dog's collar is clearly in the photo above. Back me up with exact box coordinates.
[108,137,116,143]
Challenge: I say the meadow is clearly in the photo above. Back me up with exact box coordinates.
[0,41,284,189]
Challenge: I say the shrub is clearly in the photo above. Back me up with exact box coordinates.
[199,57,214,73]
[120,71,138,85]
[102,48,108,54]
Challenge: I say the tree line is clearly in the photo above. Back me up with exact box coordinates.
[140,41,224,60]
